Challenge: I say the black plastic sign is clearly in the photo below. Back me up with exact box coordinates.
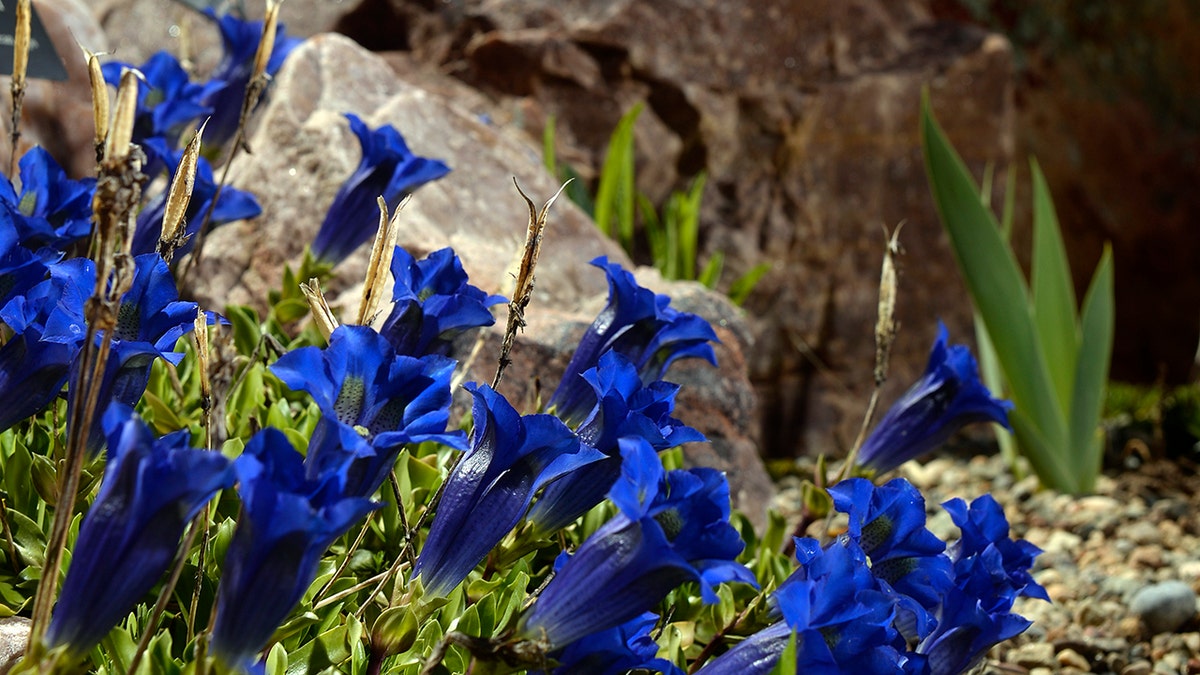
[0,1,68,82]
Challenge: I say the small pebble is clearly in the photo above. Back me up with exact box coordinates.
[1057,647,1091,670]
[1122,661,1152,675]
[1012,642,1057,669]
[1130,580,1198,634]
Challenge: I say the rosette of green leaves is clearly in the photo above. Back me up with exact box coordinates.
[921,94,1114,494]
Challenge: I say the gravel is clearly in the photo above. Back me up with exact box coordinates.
[771,453,1200,674]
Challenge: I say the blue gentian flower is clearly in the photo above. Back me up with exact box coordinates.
[210,428,378,670]
[270,324,466,497]
[45,405,235,656]
[377,246,505,357]
[918,495,1048,675]
[131,150,262,256]
[67,254,202,453]
[533,612,683,675]
[310,115,451,265]
[829,478,954,639]
[856,322,1013,475]
[0,147,96,252]
[548,257,718,426]
[527,350,703,535]
[516,438,754,649]
[0,218,53,312]
[101,52,221,175]
[0,259,92,432]
[201,10,302,146]
[698,539,912,675]
[415,383,603,597]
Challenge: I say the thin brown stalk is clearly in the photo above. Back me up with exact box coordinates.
[312,512,376,605]
[838,223,904,478]
[0,498,19,574]
[492,179,571,389]
[182,0,284,277]
[27,73,146,652]
[8,0,30,177]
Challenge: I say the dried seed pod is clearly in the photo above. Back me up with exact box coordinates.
[81,46,110,161]
[301,278,339,343]
[158,122,206,262]
[874,222,904,386]
[105,69,140,162]
[358,195,404,326]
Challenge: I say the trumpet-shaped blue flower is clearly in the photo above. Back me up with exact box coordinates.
[698,481,1042,675]
[101,52,221,175]
[856,322,1013,475]
[131,149,262,256]
[201,10,302,146]
[549,257,717,426]
[377,246,504,356]
[416,383,603,597]
[698,539,912,675]
[517,438,754,649]
[68,254,202,453]
[0,216,52,306]
[0,258,92,432]
[829,478,954,639]
[0,147,96,252]
[270,324,466,497]
[310,115,451,265]
[210,428,378,670]
[533,612,683,675]
[918,495,1048,675]
[527,350,703,535]
[45,405,235,656]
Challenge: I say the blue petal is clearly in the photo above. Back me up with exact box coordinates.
[46,405,234,656]
[310,117,451,265]
[856,322,1013,474]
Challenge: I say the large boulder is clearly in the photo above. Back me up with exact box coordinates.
[322,0,1018,456]
[187,34,774,524]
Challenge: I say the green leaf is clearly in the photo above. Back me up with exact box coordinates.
[677,173,707,280]
[729,262,771,306]
[266,643,288,675]
[142,390,185,433]
[698,252,724,290]
[1068,245,1114,492]
[273,297,311,325]
[542,114,557,177]
[1030,159,1080,414]
[921,95,1068,480]
[224,305,262,356]
[285,624,352,675]
[8,510,45,568]
[594,103,642,252]
[4,441,32,514]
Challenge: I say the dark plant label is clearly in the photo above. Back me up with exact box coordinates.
[0,1,68,81]
[168,0,231,14]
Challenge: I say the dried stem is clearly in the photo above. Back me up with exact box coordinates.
[26,74,146,651]
[492,179,571,389]
[183,0,283,277]
[8,0,30,177]
[837,223,904,478]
